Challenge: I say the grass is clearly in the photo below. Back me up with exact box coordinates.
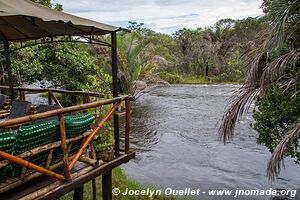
[59,167,174,200]
[178,75,241,84]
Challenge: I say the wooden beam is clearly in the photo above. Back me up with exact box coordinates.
[111,32,120,158]
[0,96,129,128]
[0,85,107,98]
[78,155,101,166]
[0,158,71,194]
[0,151,65,181]
[73,186,84,200]
[50,90,63,108]
[59,114,71,182]
[92,179,97,200]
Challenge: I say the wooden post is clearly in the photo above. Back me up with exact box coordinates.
[48,90,52,105]
[59,114,71,182]
[90,145,97,200]
[21,90,25,101]
[73,186,84,200]
[111,31,120,158]
[46,149,54,169]
[3,40,15,102]
[205,60,209,77]
[102,172,112,200]
[125,99,131,154]
[92,179,97,200]
[83,93,90,104]
[18,90,25,101]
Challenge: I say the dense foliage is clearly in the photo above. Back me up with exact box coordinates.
[172,18,267,81]
[253,86,300,163]
[219,0,300,180]
[112,17,268,94]
[252,0,300,167]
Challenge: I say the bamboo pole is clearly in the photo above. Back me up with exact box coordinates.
[0,85,108,98]
[125,99,131,154]
[68,101,122,170]
[0,130,92,169]
[18,90,22,100]
[46,149,54,169]
[89,144,97,200]
[20,166,27,180]
[22,91,26,101]
[67,143,73,155]
[89,145,96,160]
[0,96,129,128]
[50,90,62,108]
[0,157,73,193]
[48,90,52,105]
[78,155,100,166]
[83,93,90,104]
[0,113,9,119]
[0,151,65,181]
[59,114,71,182]
[19,90,25,101]
[0,110,9,114]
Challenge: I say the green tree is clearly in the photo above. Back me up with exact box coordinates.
[31,0,62,10]
[4,0,112,106]
[253,86,300,164]
[117,22,170,93]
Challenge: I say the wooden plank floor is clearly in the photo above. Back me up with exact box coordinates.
[0,152,135,200]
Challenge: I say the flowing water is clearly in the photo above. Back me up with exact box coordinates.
[122,84,300,200]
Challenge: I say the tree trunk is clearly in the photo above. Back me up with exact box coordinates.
[205,61,209,77]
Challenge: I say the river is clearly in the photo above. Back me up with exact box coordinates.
[122,84,300,200]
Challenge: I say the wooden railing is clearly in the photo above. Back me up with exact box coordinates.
[0,95,132,193]
[0,85,111,105]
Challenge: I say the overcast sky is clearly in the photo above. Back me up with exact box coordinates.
[53,0,263,34]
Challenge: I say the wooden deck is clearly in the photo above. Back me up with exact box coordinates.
[0,152,135,200]
[0,87,134,200]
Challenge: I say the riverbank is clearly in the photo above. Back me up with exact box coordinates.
[158,73,242,84]
[178,76,242,84]
[60,167,171,200]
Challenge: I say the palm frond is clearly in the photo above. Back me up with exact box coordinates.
[219,52,266,143]
[267,0,300,49]
[260,48,300,92]
[267,123,300,182]
[244,53,267,88]
[218,88,258,143]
